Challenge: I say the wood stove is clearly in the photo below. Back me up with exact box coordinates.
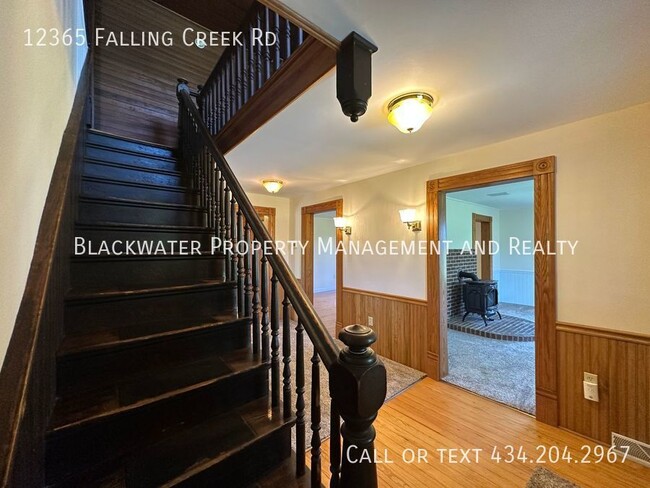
[458,271,502,326]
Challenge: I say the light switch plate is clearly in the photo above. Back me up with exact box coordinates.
[584,372,598,384]
[583,381,599,402]
[368,316,374,327]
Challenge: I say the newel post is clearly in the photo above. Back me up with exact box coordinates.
[330,324,387,488]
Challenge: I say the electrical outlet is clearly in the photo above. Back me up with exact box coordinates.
[584,372,598,384]
[367,316,374,327]
[583,381,599,402]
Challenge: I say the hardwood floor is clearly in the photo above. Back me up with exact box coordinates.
[314,379,649,487]
[314,291,336,335]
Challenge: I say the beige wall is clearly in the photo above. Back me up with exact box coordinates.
[290,102,650,334]
[248,192,292,244]
[0,0,87,364]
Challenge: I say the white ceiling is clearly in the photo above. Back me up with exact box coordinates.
[229,0,650,196]
[448,179,533,209]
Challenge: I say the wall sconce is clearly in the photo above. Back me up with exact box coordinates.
[333,217,352,235]
[399,208,421,232]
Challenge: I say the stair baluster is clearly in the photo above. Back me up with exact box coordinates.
[270,273,280,407]
[260,254,270,361]
[223,187,231,280]
[229,193,237,282]
[295,319,306,476]
[237,207,245,314]
[244,222,253,320]
[274,11,281,69]
[311,351,322,488]
[218,174,226,249]
[284,17,292,61]
[330,403,341,488]
[282,293,292,418]
[264,7,272,80]
[230,49,237,119]
[252,243,261,355]
[255,7,264,90]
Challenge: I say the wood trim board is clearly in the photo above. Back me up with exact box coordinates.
[426,156,558,425]
[301,199,343,333]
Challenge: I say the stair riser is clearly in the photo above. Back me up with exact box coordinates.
[75,227,214,253]
[70,256,225,288]
[87,132,175,159]
[65,285,236,332]
[86,145,178,171]
[79,200,206,226]
[84,161,185,187]
[46,368,269,486]
[175,424,292,488]
[57,320,249,393]
[81,178,196,204]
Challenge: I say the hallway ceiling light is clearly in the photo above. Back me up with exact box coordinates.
[387,92,435,134]
[262,179,283,193]
[333,217,352,235]
[399,208,422,232]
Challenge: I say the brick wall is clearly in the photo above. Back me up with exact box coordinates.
[446,249,477,317]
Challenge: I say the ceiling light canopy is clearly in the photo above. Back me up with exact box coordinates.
[262,179,283,193]
[387,92,435,134]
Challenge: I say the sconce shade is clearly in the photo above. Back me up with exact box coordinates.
[387,92,434,133]
[333,216,352,235]
[333,217,348,228]
[399,208,417,223]
[262,179,283,193]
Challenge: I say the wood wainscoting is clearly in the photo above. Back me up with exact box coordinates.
[557,322,650,445]
[341,288,427,372]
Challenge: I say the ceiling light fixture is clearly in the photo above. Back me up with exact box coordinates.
[387,92,435,134]
[262,179,283,194]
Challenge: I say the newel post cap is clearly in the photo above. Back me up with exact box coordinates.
[176,78,190,94]
[331,324,387,418]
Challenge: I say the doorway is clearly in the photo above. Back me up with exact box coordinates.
[301,199,343,335]
[426,156,558,425]
[445,181,535,414]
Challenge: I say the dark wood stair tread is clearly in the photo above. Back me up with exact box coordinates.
[59,313,243,356]
[247,453,313,488]
[50,349,264,432]
[66,279,231,301]
[84,157,184,177]
[74,221,212,232]
[79,194,205,211]
[129,398,294,487]
[88,129,177,152]
[82,174,193,192]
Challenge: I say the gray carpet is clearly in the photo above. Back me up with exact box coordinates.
[287,326,425,446]
[444,329,535,414]
[526,467,579,487]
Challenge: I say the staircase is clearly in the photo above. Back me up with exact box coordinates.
[45,130,305,487]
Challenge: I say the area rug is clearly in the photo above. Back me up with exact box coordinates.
[444,329,535,414]
[526,467,579,487]
[286,325,425,446]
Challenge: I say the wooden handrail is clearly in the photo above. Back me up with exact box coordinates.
[177,82,339,369]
